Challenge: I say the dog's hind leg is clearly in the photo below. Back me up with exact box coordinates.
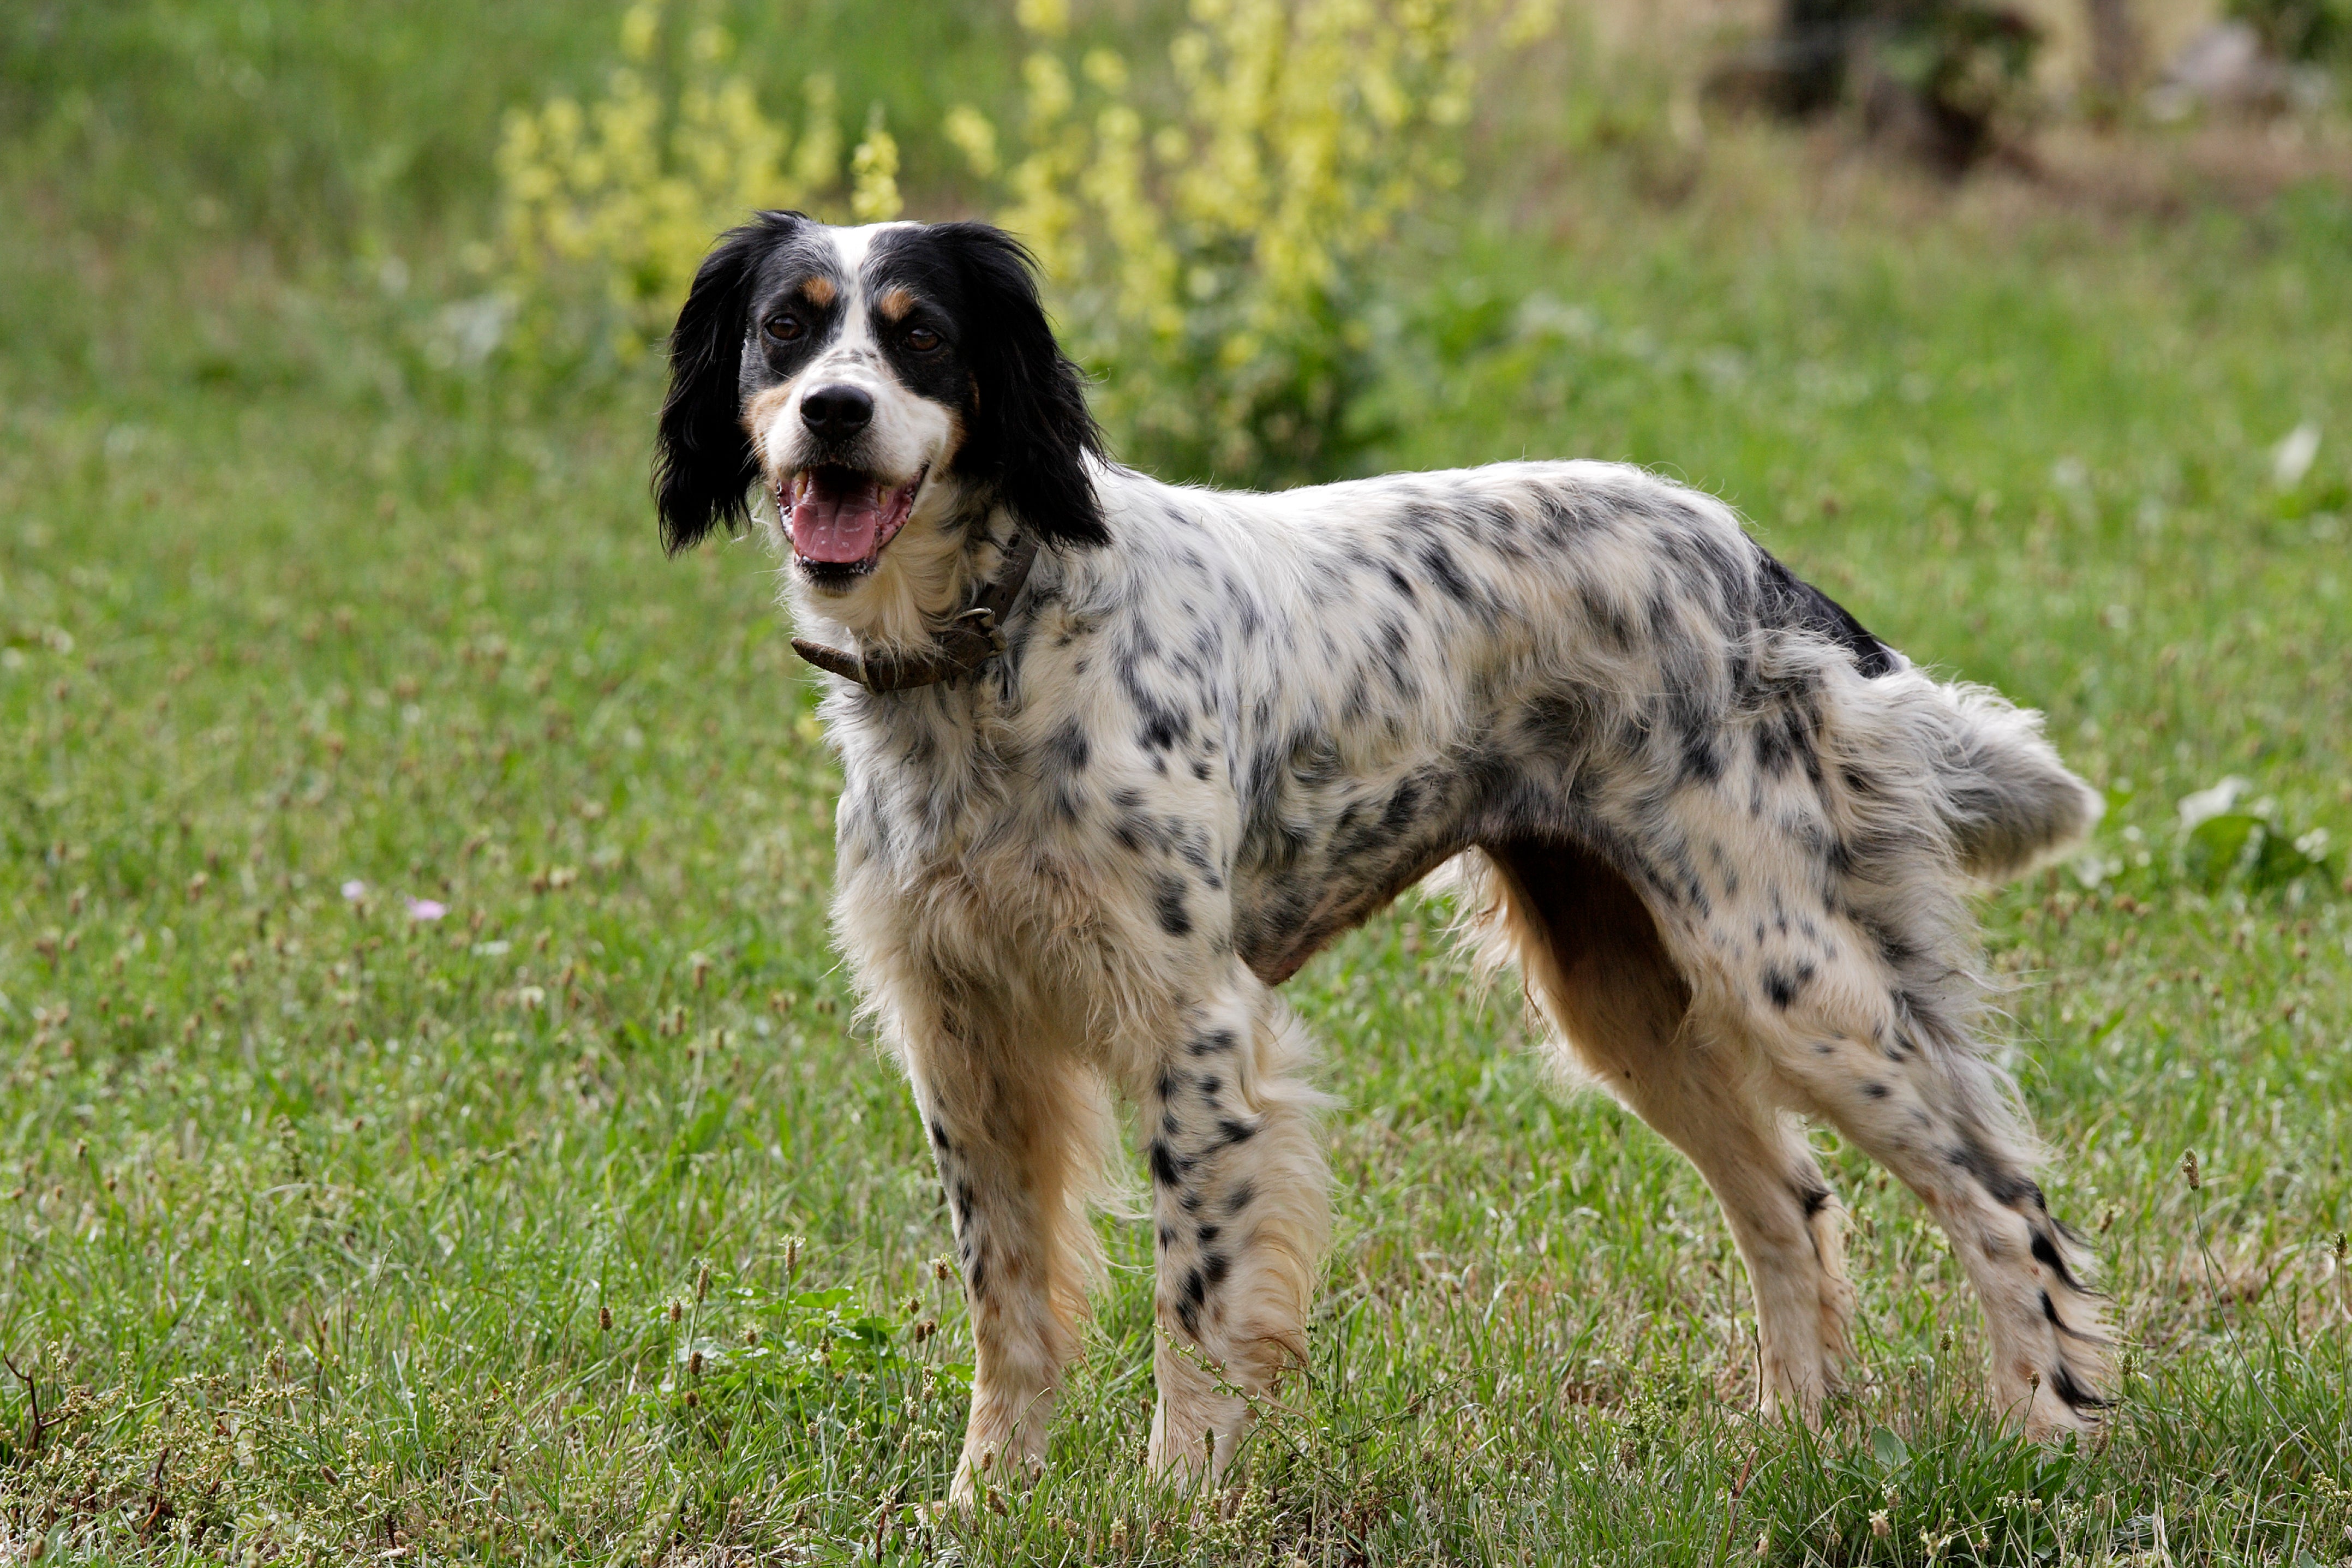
[1139,974,1331,1488]
[1758,985,2113,1438]
[901,1023,1115,1507]
[1457,841,1857,1419]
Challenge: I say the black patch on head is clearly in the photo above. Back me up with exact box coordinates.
[1755,548,1895,677]
[867,222,1110,549]
[655,210,828,552]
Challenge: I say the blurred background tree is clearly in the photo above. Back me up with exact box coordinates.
[1710,0,2048,171]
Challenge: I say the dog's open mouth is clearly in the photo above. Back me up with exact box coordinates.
[785,464,926,583]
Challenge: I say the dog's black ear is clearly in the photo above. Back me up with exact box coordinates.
[654,211,797,554]
[932,222,1110,550]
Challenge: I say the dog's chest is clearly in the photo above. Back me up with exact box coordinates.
[827,690,1182,1009]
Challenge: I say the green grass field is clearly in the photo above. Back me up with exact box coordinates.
[4,8,2351,1561]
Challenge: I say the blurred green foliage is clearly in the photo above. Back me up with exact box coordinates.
[0,0,1019,251]
[2229,0,2352,62]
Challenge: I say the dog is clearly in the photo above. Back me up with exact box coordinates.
[654,212,2111,1503]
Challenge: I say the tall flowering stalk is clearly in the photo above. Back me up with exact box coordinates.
[495,1,900,362]
[951,0,1551,484]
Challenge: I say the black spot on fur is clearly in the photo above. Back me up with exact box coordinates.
[1196,1224,1221,1244]
[1756,549,1895,677]
[1763,965,1812,1009]
[1952,1132,2040,1210]
[1225,1181,1254,1213]
[1148,1141,1180,1187]
[1798,1184,1832,1220]
[1045,719,1090,775]
[1189,1029,1237,1056]
[1216,1118,1258,1146]
[1154,876,1192,937]
[1863,1081,1890,1099]
[2048,1363,2109,1412]
[1419,540,1475,605]
[1202,1252,1230,1287]
[2030,1229,2087,1295]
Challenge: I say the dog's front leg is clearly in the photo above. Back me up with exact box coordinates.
[1141,981,1331,1488]
[903,1038,1111,1507]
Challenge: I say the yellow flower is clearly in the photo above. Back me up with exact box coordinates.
[1015,0,1070,38]
[943,106,1000,177]
[850,112,903,224]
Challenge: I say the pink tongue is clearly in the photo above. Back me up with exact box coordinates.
[792,478,887,563]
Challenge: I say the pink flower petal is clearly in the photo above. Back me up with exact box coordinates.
[406,898,448,921]
[341,879,368,902]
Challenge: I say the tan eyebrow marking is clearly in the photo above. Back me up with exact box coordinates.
[876,285,916,321]
[801,275,837,308]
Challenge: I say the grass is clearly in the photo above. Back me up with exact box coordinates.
[4,14,2352,1561]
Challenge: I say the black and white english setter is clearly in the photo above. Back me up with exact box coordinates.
[654,213,2110,1501]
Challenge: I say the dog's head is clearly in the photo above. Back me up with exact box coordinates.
[654,214,1107,611]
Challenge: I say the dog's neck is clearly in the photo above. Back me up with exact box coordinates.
[777,483,1037,683]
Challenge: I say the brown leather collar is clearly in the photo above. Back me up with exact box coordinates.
[789,531,1042,693]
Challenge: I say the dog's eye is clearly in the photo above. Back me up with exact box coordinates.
[764,313,805,344]
[905,326,941,353]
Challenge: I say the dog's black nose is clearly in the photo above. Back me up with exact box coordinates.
[800,385,874,438]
